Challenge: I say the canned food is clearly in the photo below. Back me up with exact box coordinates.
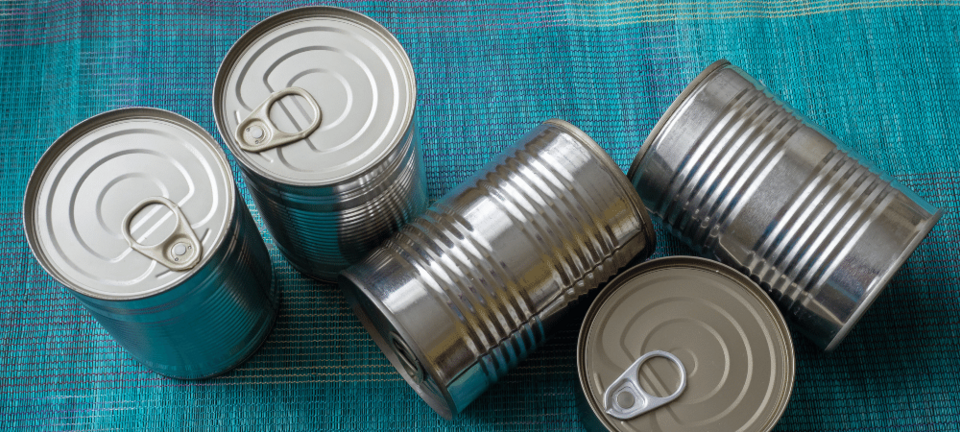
[577,257,795,431]
[629,60,943,351]
[213,6,427,282]
[341,119,657,419]
[23,108,279,379]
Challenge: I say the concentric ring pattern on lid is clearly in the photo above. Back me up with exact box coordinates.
[23,108,235,300]
[578,257,794,432]
[213,6,417,186]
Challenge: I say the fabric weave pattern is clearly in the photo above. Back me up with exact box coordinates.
[1,1,958,430]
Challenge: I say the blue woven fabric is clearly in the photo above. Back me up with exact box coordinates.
[2,1,958,430]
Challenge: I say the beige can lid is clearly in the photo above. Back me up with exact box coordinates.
[577,256,795,431]
[213,6,417,186]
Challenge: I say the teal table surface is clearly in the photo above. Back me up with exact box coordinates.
[2,1,958,430]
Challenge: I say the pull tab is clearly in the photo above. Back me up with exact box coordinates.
[603,350,687,420]
[235,86,322,152]
[121,197,203,271]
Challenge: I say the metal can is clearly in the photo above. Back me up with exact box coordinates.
[213,6,427,282]
[628,60,943,351]
[577,257,795,432]
[341,119,657,419]
[23,108,279,380]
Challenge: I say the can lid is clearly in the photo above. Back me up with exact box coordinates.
[23,108,235,300]
[213,6,417,186]
[578,256,794,431]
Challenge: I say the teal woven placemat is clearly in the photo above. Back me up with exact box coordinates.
[2,1,958,430]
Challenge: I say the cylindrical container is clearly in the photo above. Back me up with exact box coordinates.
[341,119,657,419]
[23,108,279,379]
[577,257,795,432]
[213,6,427,282]
[629,60,943,351]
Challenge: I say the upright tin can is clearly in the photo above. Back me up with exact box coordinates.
[23,108,279,379]
[629,60,943,351]
[213,6,427,282]
[577,257,795,432]
[341,120,657,419]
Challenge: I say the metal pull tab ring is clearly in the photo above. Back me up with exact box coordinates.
[235,86,322,153]
[603,350,687,420]
[121,197,202,271]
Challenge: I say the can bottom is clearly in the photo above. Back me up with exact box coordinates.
[339,272,456,419]
[824,207,944,351]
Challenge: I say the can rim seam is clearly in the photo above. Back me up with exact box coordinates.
[825,206,944,351]
[627,59,731,181]
[544,118,657,251]
[340,271,458,419]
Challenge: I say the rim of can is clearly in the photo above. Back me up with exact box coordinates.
[545,119,657,250]
[22,107,237,301]
[339,271,459,419]
[212,6,418,187]
[576,256,795,431]
[627,59,731,181]
[827,207,942,351]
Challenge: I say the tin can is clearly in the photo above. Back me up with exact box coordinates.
[213,6,427,282]
[341,119,657,419]
[628,60,943,351]
[577,257,795,432]
[23,108,279,380]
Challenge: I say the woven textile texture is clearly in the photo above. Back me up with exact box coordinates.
[2,1,959,430]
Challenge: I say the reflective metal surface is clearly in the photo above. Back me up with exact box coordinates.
[602,350,687,421]
[577,257,794,432]
[341,119,657,419]
[628,60,943,351]
[23,108,279,379]
[213,6,427,281]
[235,86,323,153]
[121,197,203,271]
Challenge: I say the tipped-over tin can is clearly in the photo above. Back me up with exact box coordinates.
[213,6,427,282]
[629,60,943,351]
[23,108,279,379]
[341,120,657,418]
[577,257,795,432]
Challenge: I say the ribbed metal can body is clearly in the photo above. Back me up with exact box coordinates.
[213,6,427,282]
[341,119,657,419]
[73,194,278,379]
[23,108,279,380]
[240,124,427,281]
[628,60,943,351]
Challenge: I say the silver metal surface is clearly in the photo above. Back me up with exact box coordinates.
[121,197,202,271]
[236,86,323,153]
[629,59,943,351]
[23,108,279,379]
[603,350,686,420]
[577,257,794,432]
[341,119,657,419]
[213,6,426,281]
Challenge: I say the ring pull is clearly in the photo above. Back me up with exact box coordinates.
[235,86,323,153]
[121,197,203,271]
[603,350,687,420]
